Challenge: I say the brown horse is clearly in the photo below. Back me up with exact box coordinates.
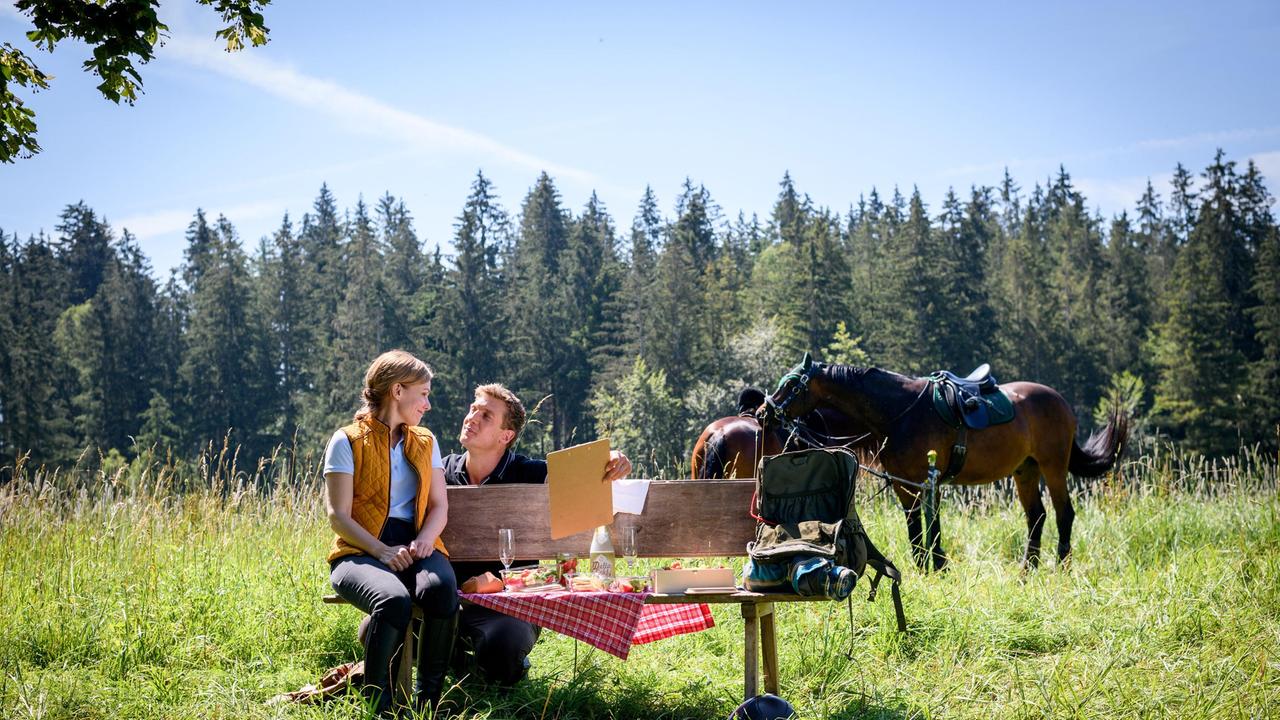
[690,387,868,479]
[761,354,1128,571]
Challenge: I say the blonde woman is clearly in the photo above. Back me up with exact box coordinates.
[323,350,456,713]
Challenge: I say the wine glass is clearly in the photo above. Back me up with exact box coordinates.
[618,525,638,570]
[498,528,515,571]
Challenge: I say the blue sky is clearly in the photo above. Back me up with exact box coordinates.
[3,1,1279,276]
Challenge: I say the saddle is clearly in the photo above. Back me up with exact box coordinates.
[928,363,1014,430]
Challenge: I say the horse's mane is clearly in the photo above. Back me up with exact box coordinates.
[819,363,918,398]
[821,363,870,386]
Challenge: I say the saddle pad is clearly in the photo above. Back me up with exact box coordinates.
[931,384,1015,429]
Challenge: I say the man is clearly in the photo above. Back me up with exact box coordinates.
[443,383,631,686]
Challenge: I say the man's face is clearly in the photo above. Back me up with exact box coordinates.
[459,393,514,452]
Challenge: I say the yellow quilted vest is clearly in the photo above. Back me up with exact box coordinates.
[327,416,449,563]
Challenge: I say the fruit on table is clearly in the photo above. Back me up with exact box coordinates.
[608,577,650,593]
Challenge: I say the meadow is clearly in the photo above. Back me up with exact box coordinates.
[1,445,1277,719]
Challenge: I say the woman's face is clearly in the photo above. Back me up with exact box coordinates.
[393,380,432,426]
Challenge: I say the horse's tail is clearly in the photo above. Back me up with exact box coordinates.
[1068,411,1130,477]
[691,429,723,480]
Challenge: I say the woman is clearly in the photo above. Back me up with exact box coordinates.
[324,350,456,713]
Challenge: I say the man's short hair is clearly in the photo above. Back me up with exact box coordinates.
[475,383,526,448]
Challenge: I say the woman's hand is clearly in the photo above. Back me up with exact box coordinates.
[603,451,632,482]
[409,537,436,559]
[377,544,414,571]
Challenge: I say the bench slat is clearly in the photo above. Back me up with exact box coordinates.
[439,480,757,561]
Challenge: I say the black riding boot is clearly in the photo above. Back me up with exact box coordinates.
[362,615,405,716]
[415,612,459,714]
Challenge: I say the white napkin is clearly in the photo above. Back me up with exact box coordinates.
[611,479,651,515]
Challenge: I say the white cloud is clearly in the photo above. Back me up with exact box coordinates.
[1075,173,1173,217]
[937,126,1280,180]
[1250,150,1280,182]
[118,200,282,240]
[160,34,597,186]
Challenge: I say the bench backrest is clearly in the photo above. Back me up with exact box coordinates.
[439,480,756,561]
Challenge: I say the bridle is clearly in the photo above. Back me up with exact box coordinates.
[761,362,818,422]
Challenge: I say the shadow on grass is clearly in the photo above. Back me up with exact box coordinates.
[443,660,732,720]
[825,692,920,720]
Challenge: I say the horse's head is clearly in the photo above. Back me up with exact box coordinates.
[759,352,822,425]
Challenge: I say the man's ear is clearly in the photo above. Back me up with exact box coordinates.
[500,428,516,448]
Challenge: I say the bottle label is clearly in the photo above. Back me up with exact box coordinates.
[591,552,615,579]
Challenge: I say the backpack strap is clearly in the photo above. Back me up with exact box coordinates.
[863,536,907,632]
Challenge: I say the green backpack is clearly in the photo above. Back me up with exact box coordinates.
[745,447,906,632]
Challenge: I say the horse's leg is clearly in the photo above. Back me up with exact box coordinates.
[927,507,947,572]
[893,483,928,570]
[1013,460,1047,570]
[1042,457,1075,566]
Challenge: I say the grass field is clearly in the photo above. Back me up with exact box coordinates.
[1,446,1277,719]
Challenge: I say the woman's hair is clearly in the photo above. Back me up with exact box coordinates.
[354,350,434,421]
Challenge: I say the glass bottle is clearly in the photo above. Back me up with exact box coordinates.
[589,524,616,579]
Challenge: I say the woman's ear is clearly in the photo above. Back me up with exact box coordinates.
[391,382,403,400]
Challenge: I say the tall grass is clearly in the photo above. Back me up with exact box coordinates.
[1,443,1276,719]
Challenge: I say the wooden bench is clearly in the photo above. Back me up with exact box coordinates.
[325,480,831,702]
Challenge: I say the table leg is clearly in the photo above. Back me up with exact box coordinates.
[741,603,759,700]
[759,602,778,695]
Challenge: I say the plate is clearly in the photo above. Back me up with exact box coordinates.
[510,583,562,594]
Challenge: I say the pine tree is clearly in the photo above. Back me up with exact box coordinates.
[1151,152,1254,454]
[379,193,425,353]
[329,199,387,429]
[505,173,575,448]
[441,172,512,433]
[1135,180,1176,325]
[1098,212,1152,379]
[991,182,1058,383]
[1042,167,1107,410]
[298,184,346,436]
[90,231,160,453]
[7,236,79,464]
[1248,220,1280,448]
[0,232,15,467]
[258,214,312,438]
[178,216,275,456]
[670,179,720,273]
[54,202,114,304]
[1168,163,1198,246]
[615,186,663,377]
[574,193,625,390]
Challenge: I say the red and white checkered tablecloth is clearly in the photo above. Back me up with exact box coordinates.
[459,590,715,660]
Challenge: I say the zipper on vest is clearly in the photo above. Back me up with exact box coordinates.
[374,432,393,543]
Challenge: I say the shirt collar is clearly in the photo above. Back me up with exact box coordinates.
[461,448,513,485]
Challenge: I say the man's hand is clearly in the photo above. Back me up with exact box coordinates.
[378,544,414,571]
[603,451,632,482]
[409,537,436,559]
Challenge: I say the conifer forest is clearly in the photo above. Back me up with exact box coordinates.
[3,151,1278,477]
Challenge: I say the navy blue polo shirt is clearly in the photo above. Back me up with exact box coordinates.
[444,449,548,580]
[443,449,547,487]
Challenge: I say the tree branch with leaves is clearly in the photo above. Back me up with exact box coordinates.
[1,0,270,163]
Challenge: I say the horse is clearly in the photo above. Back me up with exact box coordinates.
[690,387,868,479]
[760,354,1129,571]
